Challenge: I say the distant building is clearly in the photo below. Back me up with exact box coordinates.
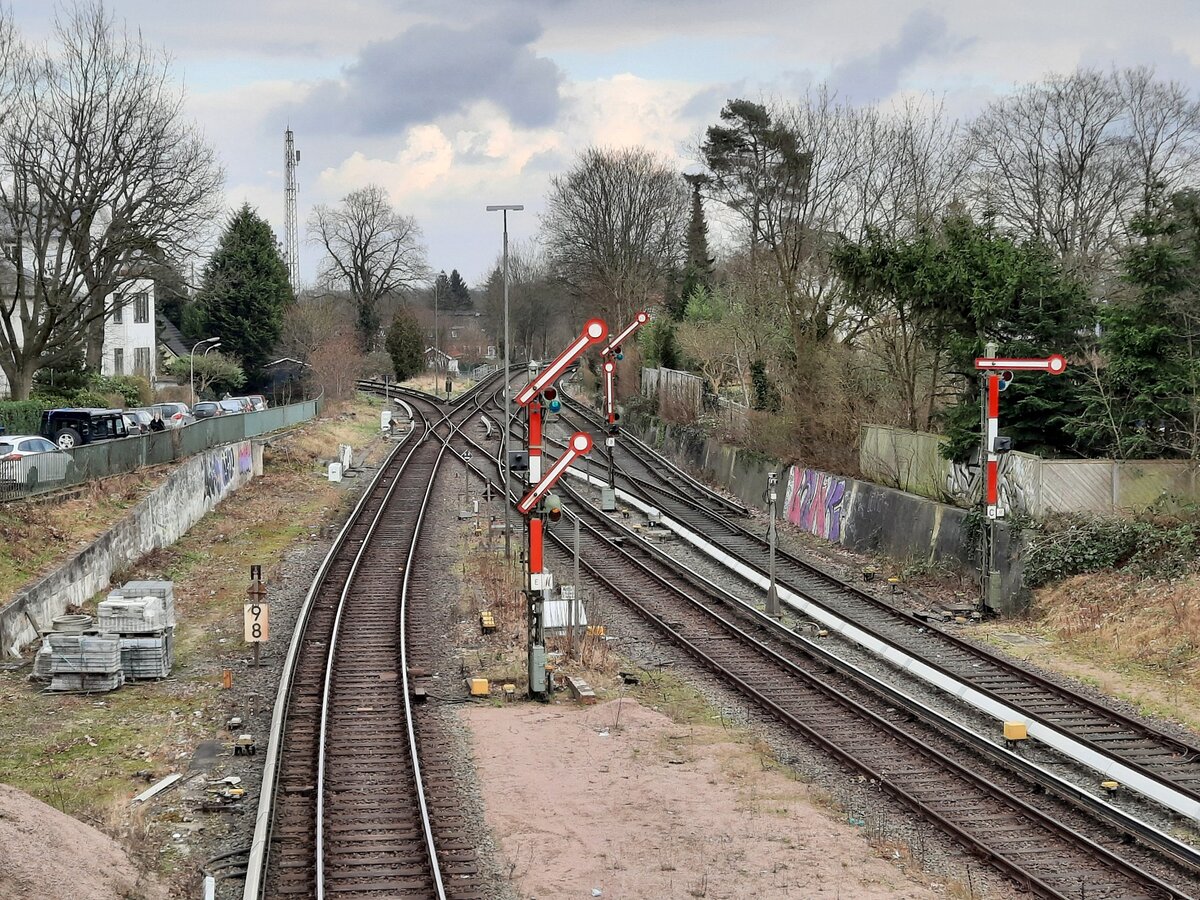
[424,347,460,375]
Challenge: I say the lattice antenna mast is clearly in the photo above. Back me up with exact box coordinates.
[284,128,300,290]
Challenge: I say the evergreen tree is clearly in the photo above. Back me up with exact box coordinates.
[447,269,472,308]
[835,213,1090,459]
[386,309,424,380]
[432,270,451,307]
[680,174,714,307]
[1077,190,1200,458]
[195,205,293,384]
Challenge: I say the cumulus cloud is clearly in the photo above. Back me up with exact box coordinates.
[828,9,967,103]
[284,13,563,136]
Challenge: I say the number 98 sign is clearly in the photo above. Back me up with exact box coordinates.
[244,603,269,643]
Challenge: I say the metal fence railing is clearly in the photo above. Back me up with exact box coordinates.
[0,398,321,503]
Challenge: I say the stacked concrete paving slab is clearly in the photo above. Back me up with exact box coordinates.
[35,580,176,690]
[103,581,176,681]
[47,633,124,692]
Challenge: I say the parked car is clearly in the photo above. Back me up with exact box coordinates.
[0,435,73,486]
[218,398,247,415]
[39,408,130,450]
[245,394,268,411]
[192,401,224,419]
[124,410,153,434]
[150,402,195,429]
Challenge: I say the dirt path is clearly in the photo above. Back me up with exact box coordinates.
[465,698,942,899]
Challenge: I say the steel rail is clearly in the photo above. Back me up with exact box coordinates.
[243,421,418,900]
[422,397,1195,898]
[314,402,444,898]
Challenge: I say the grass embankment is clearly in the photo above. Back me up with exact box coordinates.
[0,395,388,822]
[975,573,1200,732]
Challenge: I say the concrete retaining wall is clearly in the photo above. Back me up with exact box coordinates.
[1,440,256,656]
[626,415,1025,614]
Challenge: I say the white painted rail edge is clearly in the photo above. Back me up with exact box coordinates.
[565,465,1200,825]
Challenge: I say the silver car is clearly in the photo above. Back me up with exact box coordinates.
[0,435,74,486]
[150,402,195,429]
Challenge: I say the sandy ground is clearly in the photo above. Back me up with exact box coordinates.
[0,783,167,900]
[465,698,940,900]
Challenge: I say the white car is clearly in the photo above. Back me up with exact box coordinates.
[0,435,74,486]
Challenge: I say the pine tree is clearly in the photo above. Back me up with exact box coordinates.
[386,309,424,380]
[447,269,472,309]
[1077,190,1200,457]
[195,204,293,384]
[680,174,714,309]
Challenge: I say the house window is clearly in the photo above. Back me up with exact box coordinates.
[133,292,149,324]
[2,242,17,265]
[113,348,124,375]
[134,347,151,376]
[112,298,123,324]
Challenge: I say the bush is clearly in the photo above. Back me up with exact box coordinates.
[0,399,49,435]
[89,374,150,406]
[1025,515,1199,587]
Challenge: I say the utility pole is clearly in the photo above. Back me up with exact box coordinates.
[284,129,300,291]
[486,205,523,560]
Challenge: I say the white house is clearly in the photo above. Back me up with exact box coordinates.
[102,279,157,381]
[0,278,159,397]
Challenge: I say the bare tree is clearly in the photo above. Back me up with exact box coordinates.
[309,184,427,351]
[0,3,223,397]
[542,146,689,325]
[967,69,1133,277]
[1115,66,1200,217]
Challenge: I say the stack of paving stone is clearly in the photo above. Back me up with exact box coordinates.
[99,580,176,681]
[47,633,123,692]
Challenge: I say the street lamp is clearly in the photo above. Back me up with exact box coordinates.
[190,337,220,404]
[486,204,523,560]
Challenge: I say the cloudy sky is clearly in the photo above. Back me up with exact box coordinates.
[10,0,1200,289]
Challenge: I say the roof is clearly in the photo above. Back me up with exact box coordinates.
[156,314,189,358]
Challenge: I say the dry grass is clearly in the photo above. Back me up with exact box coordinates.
[971,572,1200,733]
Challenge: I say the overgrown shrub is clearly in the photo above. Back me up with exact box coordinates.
[89,375,150,406]
[0,400,48,434]
[1025,515,1199,587]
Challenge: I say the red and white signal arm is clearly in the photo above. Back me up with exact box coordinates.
[600,310,650,357]
[517,432,594,514]
[516,319,609,406]
[975,354,1066,375]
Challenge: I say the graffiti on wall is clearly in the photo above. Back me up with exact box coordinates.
[204,443,252,501]
[784,467,848,542]
[946,451,1037,516]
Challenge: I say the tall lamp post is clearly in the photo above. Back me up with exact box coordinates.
[486,204,523,560]
[190,337,220,404]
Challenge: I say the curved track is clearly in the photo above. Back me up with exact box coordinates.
[555,392,1200,822]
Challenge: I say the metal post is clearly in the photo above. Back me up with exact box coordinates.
[980,341,997,610]
[433,277,439,385]
[487,204,524,560]
[766,472,780,618]
[569,514,580,659]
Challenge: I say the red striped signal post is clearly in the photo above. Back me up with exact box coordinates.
[974,349,1067,609]
[599,311,650,504]
[514,320,608,697]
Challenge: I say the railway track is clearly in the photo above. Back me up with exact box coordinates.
[433,388,1198,897]
[555,392,1200,824]
[244,380,497,900]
